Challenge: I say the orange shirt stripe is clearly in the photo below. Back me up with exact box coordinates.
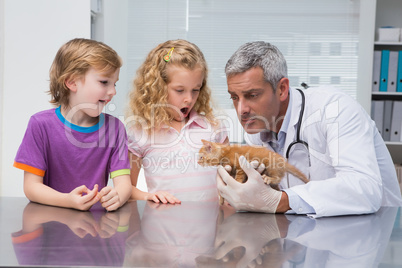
[13,162,45,177]
[12,227,44,244]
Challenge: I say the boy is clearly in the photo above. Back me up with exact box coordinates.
[14,38,131,211]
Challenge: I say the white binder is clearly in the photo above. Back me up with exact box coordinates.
[372,50,381,92]
[383,100,393,141]
[390,101,402,142]
[371,100,384,135]
[388,51,398,92]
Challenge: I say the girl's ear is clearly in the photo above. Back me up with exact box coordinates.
[65,76,78,92]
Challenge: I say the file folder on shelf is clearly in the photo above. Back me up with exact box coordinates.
[371,100,384,135]
[383,100,393,141]
[390,101,402,142]
[397,51,402,92]
[388,51,398,92]
[380,50,390,92]
[372,50,381,92]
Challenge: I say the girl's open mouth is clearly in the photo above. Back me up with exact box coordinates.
[180,107,189,114]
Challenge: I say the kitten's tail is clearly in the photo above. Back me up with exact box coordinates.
[285,162,309,184]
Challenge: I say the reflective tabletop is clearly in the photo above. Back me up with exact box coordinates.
[1,197,402,267]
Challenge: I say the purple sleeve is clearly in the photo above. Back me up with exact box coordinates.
[14,116,47,176]
[108,117,130,175]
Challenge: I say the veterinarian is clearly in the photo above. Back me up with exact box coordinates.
[216,41,402,217]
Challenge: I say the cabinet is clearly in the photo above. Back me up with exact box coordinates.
[371,0,402,165]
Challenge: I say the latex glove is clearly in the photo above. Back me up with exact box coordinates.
[214,213,282,268]
[217,155,282,213]
[223,160,266,174]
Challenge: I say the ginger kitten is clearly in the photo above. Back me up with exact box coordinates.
[198,140,309,191]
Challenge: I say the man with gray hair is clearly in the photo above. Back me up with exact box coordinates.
[217,41,402,217]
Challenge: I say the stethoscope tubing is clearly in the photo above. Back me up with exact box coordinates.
[285,89,309,159]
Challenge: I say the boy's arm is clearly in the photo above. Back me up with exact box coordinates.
[21,201,100,238]
[23,172,100,211]
[112,174,132,207]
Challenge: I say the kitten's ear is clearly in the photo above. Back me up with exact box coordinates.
[201,139,210,145]
[205,144,212,153]
[201,139,213,153]
[202,139,215,148]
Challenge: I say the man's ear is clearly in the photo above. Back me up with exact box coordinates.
[277,77,289,102]
[65,76,78,92]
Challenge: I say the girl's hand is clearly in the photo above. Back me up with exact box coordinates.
[99,186,123,211]
[146,191,181,204]
[68,184,100,211]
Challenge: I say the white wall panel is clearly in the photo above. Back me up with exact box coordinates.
[1,0,91,196]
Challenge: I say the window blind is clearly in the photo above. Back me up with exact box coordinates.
[100,0,360,111]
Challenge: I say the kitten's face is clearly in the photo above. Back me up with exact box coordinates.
[198,140,223,166]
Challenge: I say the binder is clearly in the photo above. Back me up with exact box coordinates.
[382,100,393,141]
[380,50,390,92]
[390,101,402,142]
[371,100,384,135]
[397,51,402,92]
[372,50,381,92]
[387,51,398,92]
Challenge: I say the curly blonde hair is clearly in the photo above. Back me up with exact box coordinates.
[127,39,215,133]
[49,38,122,107]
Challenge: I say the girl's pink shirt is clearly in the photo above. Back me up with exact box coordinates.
[127,111,228,201]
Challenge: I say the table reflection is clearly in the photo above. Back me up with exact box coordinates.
[10,200,398,268]
[11,201,133,267]
[196,207,397,268]
[124,201,219,267]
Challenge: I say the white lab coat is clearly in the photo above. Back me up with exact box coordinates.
[246,86,402,217]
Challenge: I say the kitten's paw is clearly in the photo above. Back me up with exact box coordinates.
[219,195,225,205]
[262,175,271,184]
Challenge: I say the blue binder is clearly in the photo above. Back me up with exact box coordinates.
[380,50,390,92]
[397,51,402,92]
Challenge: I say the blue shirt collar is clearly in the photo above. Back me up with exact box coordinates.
[55,106,105,133]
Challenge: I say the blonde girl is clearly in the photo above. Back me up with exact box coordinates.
[126,39,228,203]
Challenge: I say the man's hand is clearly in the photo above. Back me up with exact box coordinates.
[216,156,282,213]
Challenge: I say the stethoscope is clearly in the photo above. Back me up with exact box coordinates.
[284,87,311,187]
[285,88,309,159]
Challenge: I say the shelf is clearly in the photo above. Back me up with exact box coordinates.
[372,92,402,101]
[375,41,402,45]
[385,142,402,146]
[372,92,402,95]
[386,143,402,165]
